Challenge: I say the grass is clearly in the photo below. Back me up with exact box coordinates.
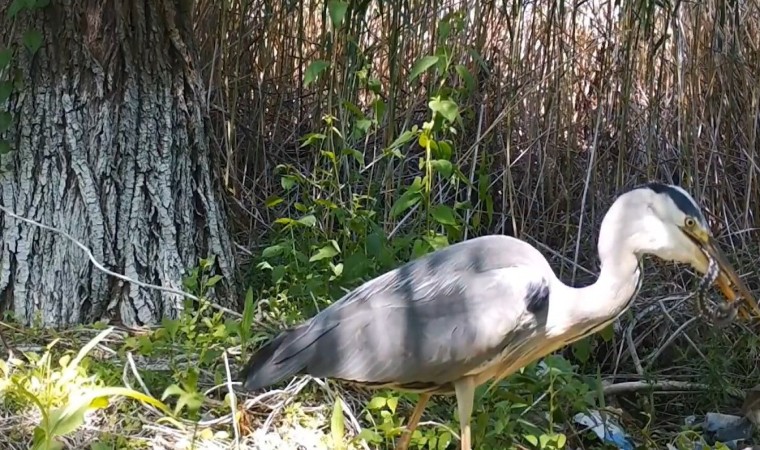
[0,255,758,450]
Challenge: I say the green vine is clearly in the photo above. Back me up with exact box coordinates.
[0,0,48,156]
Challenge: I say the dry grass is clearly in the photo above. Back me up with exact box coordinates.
[194,0,760,278]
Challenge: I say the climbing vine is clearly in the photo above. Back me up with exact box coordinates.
[0,0,48,157]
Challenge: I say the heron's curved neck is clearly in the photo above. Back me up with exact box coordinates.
[552,248,641,341]
[558,196,645,335]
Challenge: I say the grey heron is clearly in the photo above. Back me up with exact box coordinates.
[239,182,757,450]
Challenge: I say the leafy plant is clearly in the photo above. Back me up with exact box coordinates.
[1,328,171,450]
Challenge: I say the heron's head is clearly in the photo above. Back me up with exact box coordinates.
[602,182,758,318]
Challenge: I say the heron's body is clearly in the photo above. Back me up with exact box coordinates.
[240,183,756,450]
[242,235,636,393]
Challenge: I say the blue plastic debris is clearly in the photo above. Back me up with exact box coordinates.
[702,412,754,450]
[573,410,635,450]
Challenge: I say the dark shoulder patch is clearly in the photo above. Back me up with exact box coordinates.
[639,182,705,224]
[525,281,550,314]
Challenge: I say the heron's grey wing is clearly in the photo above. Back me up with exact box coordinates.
[296,235,555,387]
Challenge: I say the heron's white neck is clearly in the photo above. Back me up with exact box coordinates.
[552,191,646,338]
[565,247,641,333]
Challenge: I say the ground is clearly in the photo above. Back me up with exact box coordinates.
[0,274,757,450]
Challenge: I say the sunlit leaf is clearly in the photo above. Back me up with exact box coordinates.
[281,175,297,190]
[331,397,346,450]
[205,275,222,287]
[428,97,459,123]
[366,396,386,410]
[265,196,283,208]
[297,214,317,227]
[310,244,339,262]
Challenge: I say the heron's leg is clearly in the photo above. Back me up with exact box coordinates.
[454,376,476,450]
[395,393,431,450]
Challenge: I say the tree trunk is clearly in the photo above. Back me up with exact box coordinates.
[0,0,235,327]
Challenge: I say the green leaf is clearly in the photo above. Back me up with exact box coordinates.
[304,60,330,88]
[599,323,614,342]
[411,238,431,258]
[353,118,371,135]
[387,128,418,150]
[366,230,384,257]
[429,159,453,178]
[262,244,285,258]
[205,274,222,287]
[366,396,386,410]
[390,191,421,218]
[331,397,346,450]
[281,175,297,190]
[297,214,317,227]
[430,205,457,225]
[423,233,449,251]
[70,326,113,369]
[310,244,339,262]
[386,396,398,414]
[373,98,385,121]
[0,111,12,133]
[0,140,12,154]
[265,195,283,208]
[241,288,255,331]
[0,81,12,103]
[437,431,452,450]
[50,386,171,439]
[455,64,476,94]
[355,428,383,444]
[273,217,295,226]
[330,262,343,277]
[301,132,326,147]
[22,29,43,54]
[428,97,459,123]
[0,49,11,70]
[327,0,348,28]
[572,337,591,363]
[409,55,439,82]
[436,140,453,160]
[7,0,25,18]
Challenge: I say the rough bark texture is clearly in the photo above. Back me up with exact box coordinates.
[0,0,235,327]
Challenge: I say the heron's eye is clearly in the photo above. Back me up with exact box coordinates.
[684,217,697,228]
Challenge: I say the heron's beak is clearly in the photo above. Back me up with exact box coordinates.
[694,232,759,319]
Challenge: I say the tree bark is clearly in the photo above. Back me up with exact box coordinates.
[0,0,235,327]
